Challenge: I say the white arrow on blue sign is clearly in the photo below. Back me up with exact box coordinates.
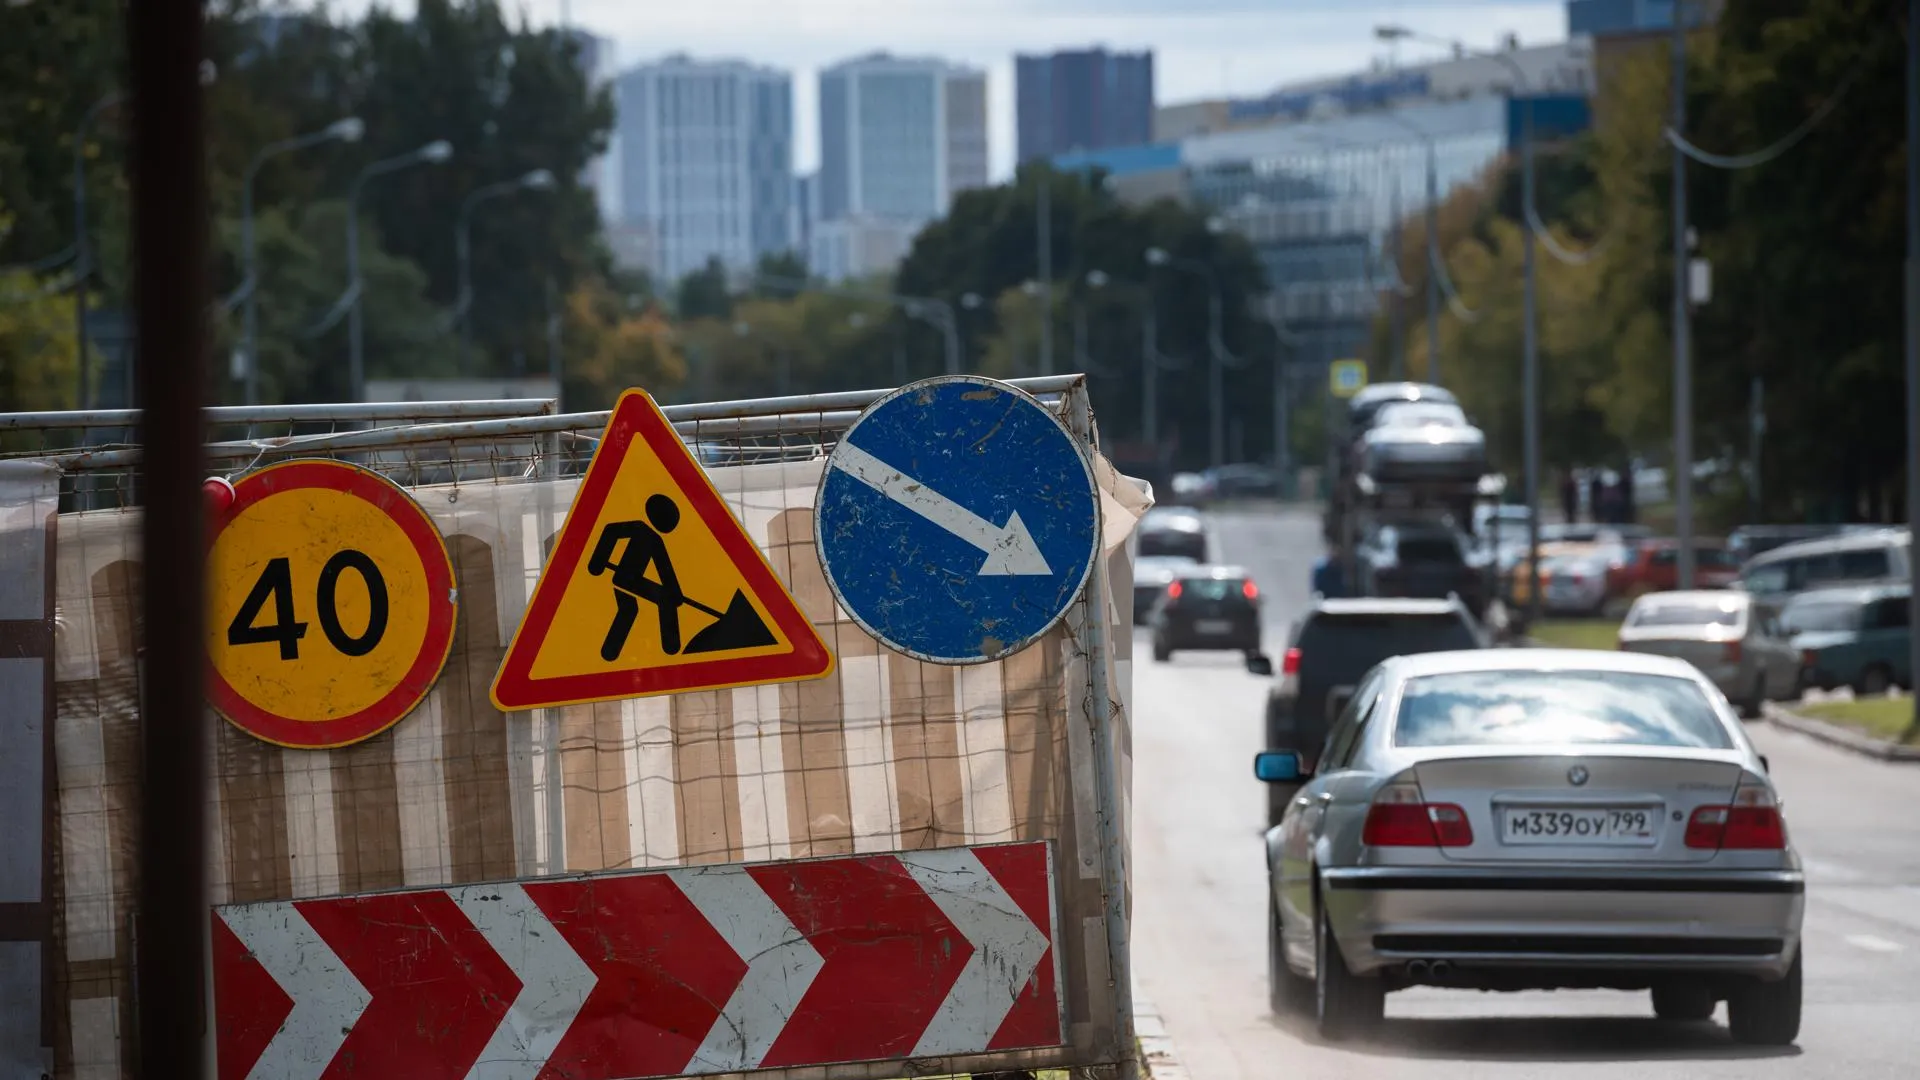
[815,376,1101,665]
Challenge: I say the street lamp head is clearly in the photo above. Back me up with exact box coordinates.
[1086,270,1110,288]
[199,59,219,86]
[847,313,868,329]
[521,168,556,190]
[1206,215,1227,234]
[1021,280,1041,297]
[1145,247,1170,266]
[418,139,454,163]
[326,117,366,143]
[960,292,983,309]
[1374,24,1412,41]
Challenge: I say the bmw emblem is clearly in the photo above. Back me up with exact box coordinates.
[1567,765,1590,787]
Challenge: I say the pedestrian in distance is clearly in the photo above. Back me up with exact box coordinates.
[1560,469,1579,525]
[1588,470,1608,525]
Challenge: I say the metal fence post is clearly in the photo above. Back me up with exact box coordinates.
[1064,382,1136,1080]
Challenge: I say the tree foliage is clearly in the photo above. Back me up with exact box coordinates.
[1370,0,1914,522]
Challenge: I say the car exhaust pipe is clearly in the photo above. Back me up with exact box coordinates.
[1429,959,1454,982]
[1406,960,1430,981]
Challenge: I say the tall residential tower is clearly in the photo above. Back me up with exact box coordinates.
[1016,48,1154,164]
[615,54,794,285]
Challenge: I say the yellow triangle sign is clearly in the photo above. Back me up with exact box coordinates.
[491,388,834,710]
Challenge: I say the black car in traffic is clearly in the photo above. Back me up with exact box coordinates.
[1147,564,1262,662]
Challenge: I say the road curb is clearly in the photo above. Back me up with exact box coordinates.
[1762,703,1920,763]
[1134,999,1189,1080]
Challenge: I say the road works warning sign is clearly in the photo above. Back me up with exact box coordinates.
[205,459,458,749]
[490,388,833,710]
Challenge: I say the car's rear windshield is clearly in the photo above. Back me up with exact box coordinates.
[1629,602,1742,628]
[1393,670,1734,750]
[1396,536,1463,563]
[1296,614,1479,693]
[1179,577,1247,601]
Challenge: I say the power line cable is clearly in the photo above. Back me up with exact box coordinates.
[1664,56,1871,170]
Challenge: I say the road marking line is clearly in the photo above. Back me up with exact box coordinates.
[1845,934,1904,953]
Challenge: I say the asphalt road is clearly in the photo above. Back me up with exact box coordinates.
[1129,506,1920,1078]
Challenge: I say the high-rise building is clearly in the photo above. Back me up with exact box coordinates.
[564,29,620,225]
[1015,48,1154,164]
[792,173,818,269]
[615,54,794,285]
[816,52,988,238]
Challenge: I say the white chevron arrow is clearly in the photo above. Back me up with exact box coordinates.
[219,902,371,1080]
[452,883,598,1080]
[898,848,1053,1057]
[674,864,826,1072]
[831,441,1053,576]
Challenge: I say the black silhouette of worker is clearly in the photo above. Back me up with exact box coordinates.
[586,492,779,661]
[590,494,688,660]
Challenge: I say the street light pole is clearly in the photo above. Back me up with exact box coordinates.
[1037,167,1054,376]
[1423,139,1441,384]
[239,117,364,405]
[1148,246,1234,470]
[1672,8,1697,590]
[1905,0,1919,735]
[456,168,556,374]
[345,139,452,402]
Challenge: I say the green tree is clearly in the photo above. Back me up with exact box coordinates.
[675,257,734,321]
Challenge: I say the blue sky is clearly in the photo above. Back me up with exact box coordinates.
[328,1,1568,178]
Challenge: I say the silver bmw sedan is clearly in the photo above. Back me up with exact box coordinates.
[1254,648,1804,1045]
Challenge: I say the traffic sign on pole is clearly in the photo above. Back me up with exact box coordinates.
[490,388,833,710]
[211,842,1064,1080]
[1330,358,1368,398]
[815,376,1100,665]
[204,459,457,750]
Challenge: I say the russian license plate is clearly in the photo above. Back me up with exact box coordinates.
[1502,806,1659,845]
[1195,619,1234,634]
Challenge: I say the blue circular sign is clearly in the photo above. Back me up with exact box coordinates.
[815,376,1101,665]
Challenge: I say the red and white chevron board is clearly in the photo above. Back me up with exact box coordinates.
[211,841,1061,1080]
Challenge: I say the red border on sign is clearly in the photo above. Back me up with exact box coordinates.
[203,459,459,749]
[489,388,834,710]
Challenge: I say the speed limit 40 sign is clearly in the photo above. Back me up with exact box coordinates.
[205,459,457,749]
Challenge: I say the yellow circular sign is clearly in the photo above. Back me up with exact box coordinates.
[204,459,457,749]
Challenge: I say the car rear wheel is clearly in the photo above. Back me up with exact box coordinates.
[1739,675,1766,720]
[1651,980,1716,1022]
[1727,949,1803,1046]
[1314,895,1384,1040]
[1152,638,1172,663]
[1856,664,1893,697]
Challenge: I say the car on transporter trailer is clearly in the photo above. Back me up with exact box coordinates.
[1253,649,1804,1045]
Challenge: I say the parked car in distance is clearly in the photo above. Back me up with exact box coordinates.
[1137,506,1209,562]
[1726,524,1885,563]
[1253,596,1487,827]
[1204,463,1284,500]
[1539,549,1613,617]
[1131,555,1198,625]
[1167,472,1209,506]
[1607,538,1743,603]
[1737,527,1912,611]
[1781,583,1913,696]
[1148,564,1263,662]
[1355,522,1491,617]
[1617,590,1800,717]
[1254,649,1804,1046]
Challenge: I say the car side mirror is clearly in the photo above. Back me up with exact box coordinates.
[1253,750,1308,783]
[1245,653,1274,677]
[1758,754,1770,774]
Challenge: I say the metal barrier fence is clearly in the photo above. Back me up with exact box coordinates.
[1,375,1142,1080]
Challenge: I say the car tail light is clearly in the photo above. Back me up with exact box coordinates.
[1361,779,1474,848]
[1800,648,1817,669]
[1723,640,1742,663]
[1281,647,1301,675]
[1684,778,1786,850]
[1242,580,1260,601]
[1166,581,1183,601]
